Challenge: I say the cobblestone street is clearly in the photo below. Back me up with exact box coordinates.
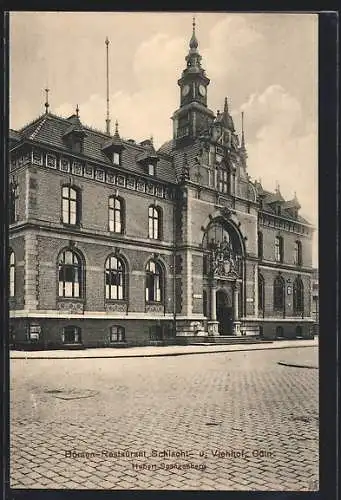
[10,346,319,491]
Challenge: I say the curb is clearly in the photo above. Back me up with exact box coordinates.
[11,343,317,360]
[277,361,318,369]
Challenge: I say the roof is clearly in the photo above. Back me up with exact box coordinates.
[12,113,176,184]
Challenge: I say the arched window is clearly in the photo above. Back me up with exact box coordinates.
[275,236,284,262]
[58,249,83,298]
[105,255,125,300]
[293,277,304,314]
[258,274,265,312]
[273,275,285,311]
[258,231,263,259]
[61,185,81,225]
[62,325,82,344]
[109,196,124,233]
[148,206,162,240]
[110,325,125,342]
[145,260,163,303]
[294,240,302,266]
[9,250,15,297]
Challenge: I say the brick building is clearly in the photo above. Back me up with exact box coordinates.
[9,23,315,348]
[311,268,319,335]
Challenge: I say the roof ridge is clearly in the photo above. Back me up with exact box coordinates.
[18,113,47,133]
[29,116,49,140]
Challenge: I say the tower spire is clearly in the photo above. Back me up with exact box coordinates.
[224,97,228,114]
[44,87,50,114]
[189,14,199,51]
[105,37,111,136]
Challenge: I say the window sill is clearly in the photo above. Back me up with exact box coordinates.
[57,298,84,302]
[61,222,82,229]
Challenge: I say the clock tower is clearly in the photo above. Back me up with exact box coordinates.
[172,18,215,145]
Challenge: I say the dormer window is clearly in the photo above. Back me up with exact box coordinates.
[113,152,120,165]
[73,140,83,154]
[276,205,281,216]
[148,164,155,176]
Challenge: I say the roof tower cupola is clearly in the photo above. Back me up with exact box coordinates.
[172,17,215,145]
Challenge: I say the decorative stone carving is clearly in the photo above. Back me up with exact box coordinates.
[146,304,164,314]
[207,321,219,336]
[211,237,241,278]
[57,301,84,313]
[105,302,127,313]
[220,207,232,219]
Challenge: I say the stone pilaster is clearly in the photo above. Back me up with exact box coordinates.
[24,232,38,310]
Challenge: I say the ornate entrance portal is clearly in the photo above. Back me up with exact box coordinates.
[203,215,244,337]
[216,290,233,335]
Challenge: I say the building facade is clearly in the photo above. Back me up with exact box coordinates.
[9,24,315,348]
[311,268,319,335]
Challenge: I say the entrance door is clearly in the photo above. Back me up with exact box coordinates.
[216,290,233,335]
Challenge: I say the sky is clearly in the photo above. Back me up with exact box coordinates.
[9,12,318,265]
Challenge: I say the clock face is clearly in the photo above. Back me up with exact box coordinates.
[182,85,190,97]
[199,84,206,97]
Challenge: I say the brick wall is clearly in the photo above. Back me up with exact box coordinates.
[260,224,312,267]
[10,318,174,347]
[36,234,175,313]
[259,266,312,318]
[10,167,27,222]
[29,167,174,241]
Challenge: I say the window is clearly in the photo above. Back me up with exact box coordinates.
[258,231,263,259]
[275,325,284,337]
[149,324,164,340]
[110,325,125,342]
[28,323,41,341]
[203,254,209,275]
[109,196,124,233]
[62,186,80,225]
[58,249,83,298]
[113,152,120,165]
[148,206,162,240]
[275,236,283,262]
[295,325,303,337]
[9,250,15,297]
[276,205,281,216]
[293,277,304,314]
[294,240,302,266]
[148,164,155,176]
[145,260,163,303]
[273,275,285,311]
[203,290,208,317]
[105,255,125,300]
[62,326,81,344]
[218,169,229,194]
[209,145,215,166]
[258,274,265,312]
[9,182,18,223]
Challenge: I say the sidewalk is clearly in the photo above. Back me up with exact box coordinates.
[10,338,318,360]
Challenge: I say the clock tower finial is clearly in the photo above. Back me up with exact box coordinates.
[190,15,198,50]
[172,17,215,145]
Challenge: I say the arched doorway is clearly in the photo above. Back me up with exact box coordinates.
[216,289,233,335]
